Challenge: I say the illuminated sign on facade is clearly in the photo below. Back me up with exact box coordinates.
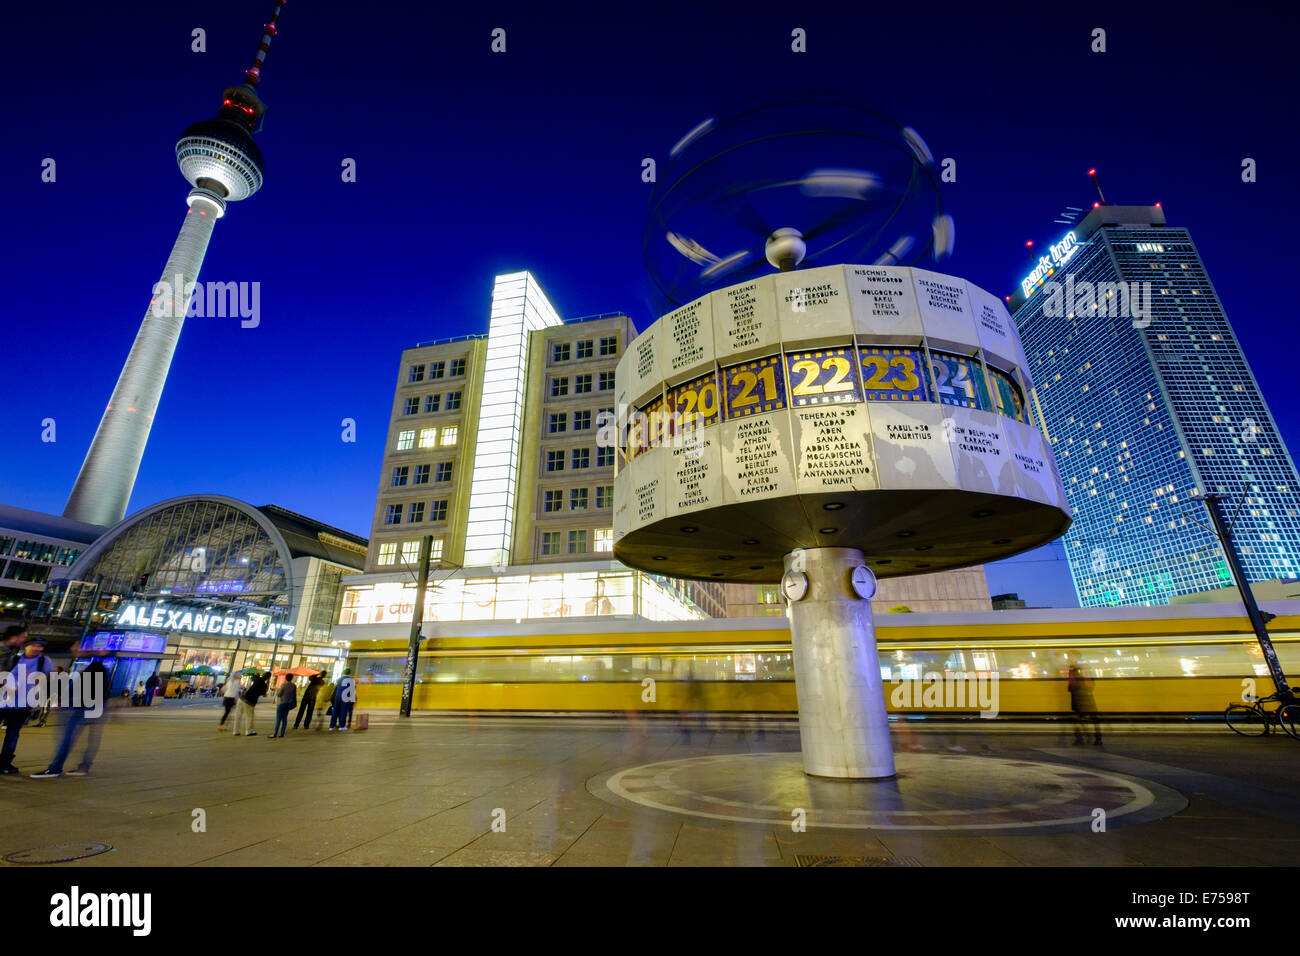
[115,602,294,640]
[1020,231,1080,298]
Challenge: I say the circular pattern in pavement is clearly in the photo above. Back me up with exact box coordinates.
[594,752,1186,833]
[4,842,114,864]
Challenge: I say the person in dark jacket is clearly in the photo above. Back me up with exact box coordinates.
[294,673,323,730]
[329,670,356,731]
[1068,665,1102,745]
[0,626,35,774]
[143,670,160,706]
[271,676,296,738]
[232,672,269,737]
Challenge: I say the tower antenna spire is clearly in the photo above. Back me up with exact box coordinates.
[1088,167,1107,206]
[244,0,287,88]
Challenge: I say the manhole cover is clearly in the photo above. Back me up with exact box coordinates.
[4,842,114,864]
[794,855,895,867]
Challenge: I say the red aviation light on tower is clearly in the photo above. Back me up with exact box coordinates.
[244,0,287,88]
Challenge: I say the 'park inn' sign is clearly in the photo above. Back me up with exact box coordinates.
[115,602,295,641]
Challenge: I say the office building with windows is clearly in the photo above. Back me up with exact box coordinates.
[1010,204,1300,606]
[0,504,104,635]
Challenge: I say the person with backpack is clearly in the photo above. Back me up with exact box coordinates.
[0,633,52,774]
[232,671,269,737]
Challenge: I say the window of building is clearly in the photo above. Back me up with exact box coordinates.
[403,397,420,415]
[435,462,453,482]
[424,394,441,413]
[597,446,614,468]
[450,358,466,377]
[408,365,424,383]
[577,340,593,359]
[441,426,458,446]
[572,448,590,469]
[596,485,613,509]
[396,430,415,451]
[444,391,461,411]
[573,410,591,430]
[595,528,613,552]
[414,464,430,484]
[548,414,567,434]
[571,488,589,510]
[401,541,420,564]
[599,336,617,356]
[542,532,562,556]
[546,451,565,472]
[430,538,444,561]
[553,343,571,362]
[408,502,425,523]
[575,374,593,394]
[598,371,614,391]
[391,466,409,487]
[551,377,569,398]
[378,542,397,565]
[568,530,588,553]
[544,490,563,512]
[430,499,448,522]
[418,428,437,449]
[385,504,402,525]
[429,361,445,380]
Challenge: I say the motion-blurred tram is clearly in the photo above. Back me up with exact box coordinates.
[343,602,1300,717]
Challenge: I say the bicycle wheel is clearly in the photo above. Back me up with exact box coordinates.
[1278,703,1300,740]
[1225,704,1269,737]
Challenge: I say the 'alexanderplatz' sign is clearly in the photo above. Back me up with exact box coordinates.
[114,601,295,641]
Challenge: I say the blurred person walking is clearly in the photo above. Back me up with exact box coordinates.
[31,659,110,778]
[218,673,242,729]
[232,671,269,737]
[294,672,322,729]
[1068,665,1103,745]
[316,676,335,731]
[271,675,296,738]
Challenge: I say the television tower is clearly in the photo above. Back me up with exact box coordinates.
[64,2,287,527]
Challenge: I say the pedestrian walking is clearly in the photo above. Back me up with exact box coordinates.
[0,625,33,775]
[232,671,269,737]
[0,634,52,775]
[294,672,322,729]
[329,669,356,731]
[143,670,159,706]
[218,673,242,729]
[315,677,335,731]
[271,675,296,738]
[32,659,109,778]
[1068,664,1103,745]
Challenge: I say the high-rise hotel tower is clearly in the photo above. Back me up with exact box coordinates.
[64,2,287,527]
[1011,204,1300,606]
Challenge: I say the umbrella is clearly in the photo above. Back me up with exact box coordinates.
[239,667,266,676]
[176,665,216,677]
[274,666,323,677]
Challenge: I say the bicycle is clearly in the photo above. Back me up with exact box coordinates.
[1224,690,1300,739]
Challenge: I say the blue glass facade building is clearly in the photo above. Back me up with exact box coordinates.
[1010,205,1300,606]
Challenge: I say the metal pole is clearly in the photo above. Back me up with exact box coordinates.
[1202,493,1290,696]
[400,535,434,718]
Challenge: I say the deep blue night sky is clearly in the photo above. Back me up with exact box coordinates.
[3,0,1296,608]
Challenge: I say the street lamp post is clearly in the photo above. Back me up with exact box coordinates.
[400,535,434,717]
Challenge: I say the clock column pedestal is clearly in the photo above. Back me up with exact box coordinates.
[784,547,896,780]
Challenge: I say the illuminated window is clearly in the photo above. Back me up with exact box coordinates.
[450,359,466,377]
[573,410,591,430]
[396,430,415,451]
[414,464,430,484]
[391,466,408,487]
[568,530,588,553]
[401,541,420,564]
[424,394,440,413]
[551,377,569,397]
[597,446,614,468]
[548,414,566,434]
[408,365,424,383]
[418,428,437,448]
[543,490,563,512]
[408,502,425,523]
[403,397,420,415]
[377,542,396,565]
[430,538,444,561]
[441,426,458,446]
[598,371,615,391]
[435,462,453,482]
[546,451,564,472]
[553,343,571,362]
[599,336,617,356]
[575,374,593,394]
[429,361,445,379]
[595,528,613,552]
[571,488,589,510]
[596,486,613,509]
[446,391,463,410]
[385,505,402,525]
[577,340,593,359]
[572,448,590,469]
[430,499,448,522]
[542,532,562,555]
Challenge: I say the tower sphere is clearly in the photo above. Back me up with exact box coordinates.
[175,118,265,202]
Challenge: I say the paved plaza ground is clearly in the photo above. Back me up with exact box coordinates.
[0,701,1297,867]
